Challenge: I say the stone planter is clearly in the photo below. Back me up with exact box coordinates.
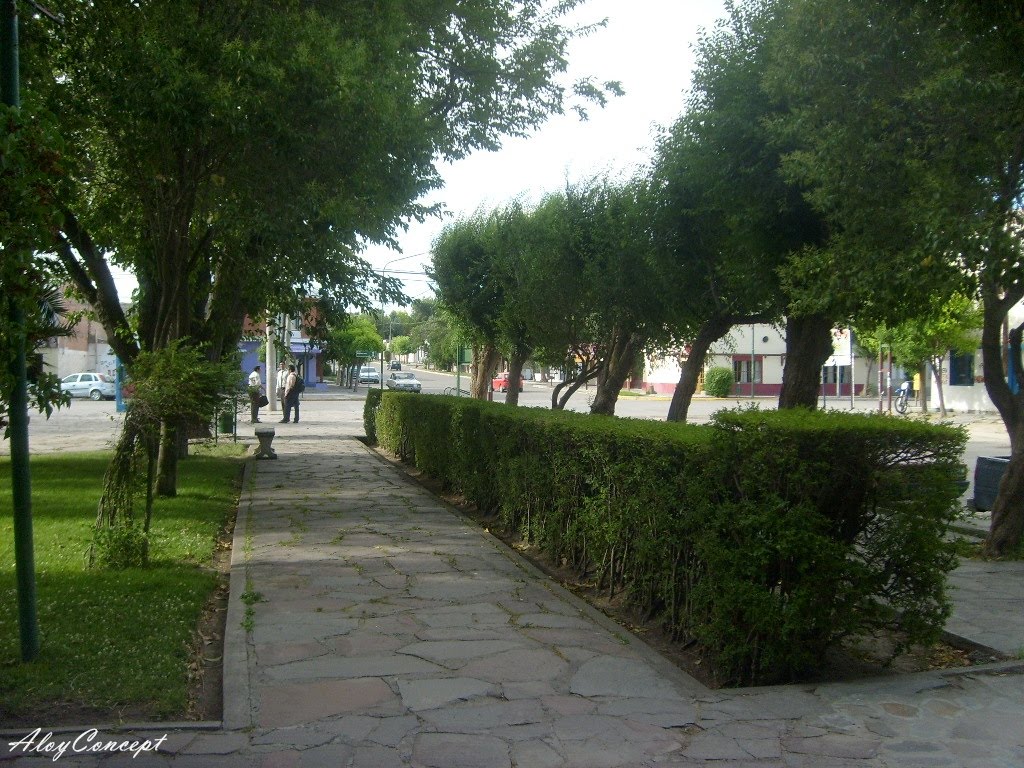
[973,456,1010,511]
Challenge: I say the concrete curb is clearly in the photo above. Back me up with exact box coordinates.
[221,453,256,731]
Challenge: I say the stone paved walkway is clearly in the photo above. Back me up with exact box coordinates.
[3,401,1023,767]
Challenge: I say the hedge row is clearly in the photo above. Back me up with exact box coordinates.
[372,393,967,685]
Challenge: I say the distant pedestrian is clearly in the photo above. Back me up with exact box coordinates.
[281,364,300,423]
[248,365,264,424]
[275,361,288,407]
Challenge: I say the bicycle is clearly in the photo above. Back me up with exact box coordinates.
[894,383,910,414]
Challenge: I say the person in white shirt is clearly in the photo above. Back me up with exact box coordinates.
[281,364,300,423]
[247,365,263,423]
[275,361,288,407]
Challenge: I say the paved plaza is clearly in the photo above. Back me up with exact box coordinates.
[2,393,1022,767]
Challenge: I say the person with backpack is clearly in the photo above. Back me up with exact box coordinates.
[281,364,303,423]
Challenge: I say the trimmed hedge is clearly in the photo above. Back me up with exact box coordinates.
[363,388,382,443]
[373,394,967,685]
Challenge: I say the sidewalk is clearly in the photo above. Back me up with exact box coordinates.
[3,400,1023,766]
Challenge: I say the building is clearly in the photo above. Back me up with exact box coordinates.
[38,295,118,380]
[644,324,873,398]
[239,313,323,391]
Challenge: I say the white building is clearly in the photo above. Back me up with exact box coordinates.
[645,324,880,399]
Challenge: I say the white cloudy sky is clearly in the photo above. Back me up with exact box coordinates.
[112,1,726,304]
[365,0,727,305]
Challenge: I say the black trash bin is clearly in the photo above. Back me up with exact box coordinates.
[973,456,1010,511]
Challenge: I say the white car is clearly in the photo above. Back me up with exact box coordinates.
[60,372,116,400]
[385,372,422,393]
[358,366,381,384]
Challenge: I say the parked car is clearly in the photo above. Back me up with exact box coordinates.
[60,372,116,400]
[389,360,402,370]
[491,371,524,393]
[385,372,422,393]
[358,366,380,384]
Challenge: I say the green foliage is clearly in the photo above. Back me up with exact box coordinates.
[325,315,385,371]
[0,451,242,717]
[377,394,966,684]
[0,103,64,255]
[0,103,74,428]
[128,341,242,427]
[389,335,414,356]
[408,298,459,369]
[363,389,382,444]
[704,366,734,397]
[38,0,618,372]
[91,524,150,570]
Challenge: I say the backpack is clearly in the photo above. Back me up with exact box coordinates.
[294,376,305,393]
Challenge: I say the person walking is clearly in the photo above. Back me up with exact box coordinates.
[248,365,264,424]
[281,364,300,423]
[275,361,288,408]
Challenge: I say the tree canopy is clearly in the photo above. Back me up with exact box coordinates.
[16,0,617,493]
[762,0,1024,553]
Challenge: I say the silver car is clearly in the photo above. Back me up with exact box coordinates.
[60,372,116,400]
[385,372,422,393]
[358,366,381,384]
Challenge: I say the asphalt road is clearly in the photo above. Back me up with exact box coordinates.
[3,369,1009,528]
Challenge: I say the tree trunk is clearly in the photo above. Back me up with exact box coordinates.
[667,316,736,422]
[984,441,1024,557]
[472,345,501,399]
[590,331,641,416]
[503,352,529,406]
[919,361,929,414]
[863,358,876,397]
[155,420,178,497]
[778,313,833,409]
[981,297,1024,556]
[552,363,598,409]
[930,357,947,418]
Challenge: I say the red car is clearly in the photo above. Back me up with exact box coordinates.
[491,372,524,392]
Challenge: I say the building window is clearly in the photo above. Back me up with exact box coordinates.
[949,352,974,386]
[733,358,762,383]
[822,366,850,384]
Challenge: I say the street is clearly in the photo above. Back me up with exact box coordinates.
[2,368,1009,534]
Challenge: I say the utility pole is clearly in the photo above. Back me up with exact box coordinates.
[266,314,278,411]
[3,0,39,662]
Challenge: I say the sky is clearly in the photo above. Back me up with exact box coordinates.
[364,0,728,308]
[111,1,728,305]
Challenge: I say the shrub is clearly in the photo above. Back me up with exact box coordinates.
[375,394,967,685]
[704,366,734,397]
[363,389,382,443]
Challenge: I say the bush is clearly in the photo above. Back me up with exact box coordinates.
[363,389,382,443]
[376,393,967,685]
[704,366,734,397]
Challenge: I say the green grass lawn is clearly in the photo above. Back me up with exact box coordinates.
[0,445,245,722]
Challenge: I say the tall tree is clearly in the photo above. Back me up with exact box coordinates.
[497,181,669,415]
[654,0,831,416]
[322,315,384,388]
[431,210,506,398]
[561,177,666,416]
[25,0,616,494]
[765,0,1024,554]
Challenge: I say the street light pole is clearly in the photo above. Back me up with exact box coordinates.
[379,252,423,393]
